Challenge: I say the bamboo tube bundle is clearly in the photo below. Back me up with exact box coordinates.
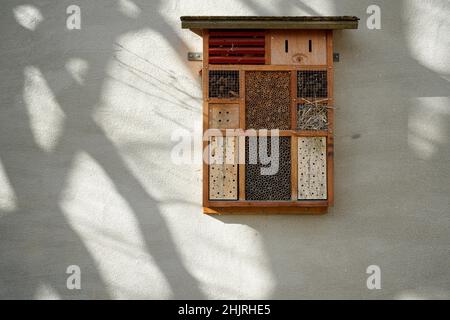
[245,137,291,201]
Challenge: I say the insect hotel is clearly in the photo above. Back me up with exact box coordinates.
[181,16,359,214]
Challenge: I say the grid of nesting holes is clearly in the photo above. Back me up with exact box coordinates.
[209,137,238,200]
[209,104,239,129]
[298,137,327,200]
[245,137,291,201]
[297,70,328,99]
[245,71,291,129]
[208,70,240,99]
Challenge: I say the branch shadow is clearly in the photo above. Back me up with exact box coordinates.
[0,0,203,299]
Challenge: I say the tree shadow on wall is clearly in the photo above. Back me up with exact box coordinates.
[0,0,203,299]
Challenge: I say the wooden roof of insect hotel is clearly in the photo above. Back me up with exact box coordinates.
[181,16,359,35]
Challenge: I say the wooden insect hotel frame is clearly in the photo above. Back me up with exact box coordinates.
[181,16,359,214]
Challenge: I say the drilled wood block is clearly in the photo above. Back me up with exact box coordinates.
[245,137,291,201]
[209,136,238,200]
[270,30,327,65]
[245,71,291,130]
[209,104,240,129]
[298,137,327,200]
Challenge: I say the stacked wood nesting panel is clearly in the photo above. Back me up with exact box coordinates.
[209,136,238,200]
[201,28,335,214]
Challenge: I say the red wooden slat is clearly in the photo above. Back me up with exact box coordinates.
[207,30,266,64]
[209,47,265,55]
[209,31,265,37]
[209,56,266,64]
[209,38,265,46]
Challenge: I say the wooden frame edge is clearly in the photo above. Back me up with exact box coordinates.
[202,30,209,207]
[204,206,328,215]
[326,30,334,206]
[208,64,328,71]
[202,46,333,211]
[238,69,246,201]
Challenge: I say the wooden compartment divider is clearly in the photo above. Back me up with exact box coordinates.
[291,135,298,201]
[326,30,334,205]
[238,69,246,201]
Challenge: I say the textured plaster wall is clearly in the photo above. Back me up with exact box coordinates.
[0,0,449,299]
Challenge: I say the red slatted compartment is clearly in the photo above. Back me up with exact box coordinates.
[208,30,266,64]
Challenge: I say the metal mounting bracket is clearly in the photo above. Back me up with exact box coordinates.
[188,52,203,61]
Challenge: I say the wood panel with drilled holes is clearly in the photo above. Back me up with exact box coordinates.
[270,30,327,66]
[298,137,327,200]
[209,104,240,129]
[209,136,238,200]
